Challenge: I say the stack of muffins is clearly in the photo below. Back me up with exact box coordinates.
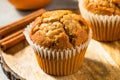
[24,10,92,76]
[79,0,120,41]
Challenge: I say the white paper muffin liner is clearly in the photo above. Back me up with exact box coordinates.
[24,22,92,60]
[79,0,120,41]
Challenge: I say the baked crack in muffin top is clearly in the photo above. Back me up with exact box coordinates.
[30,10,89,49]
[84,0,120,15]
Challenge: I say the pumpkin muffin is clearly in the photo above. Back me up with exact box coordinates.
[30,10,89,49]
[84,0,120,15]
[24,10,92,76]
[79,0,120,41]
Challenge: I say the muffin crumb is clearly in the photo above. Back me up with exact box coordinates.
[30,10,89,49]
[84,0,120,15]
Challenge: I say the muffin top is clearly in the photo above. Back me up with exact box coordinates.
[84,0,120,15]
[30,10,89,49]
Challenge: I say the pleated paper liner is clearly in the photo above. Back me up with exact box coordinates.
[79,0,120,41]
[24,22,92,76]
[0,56,25,80]
[1,32,120,79]
[35,48,87,75]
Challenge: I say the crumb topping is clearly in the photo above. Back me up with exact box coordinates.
[30,10,89,49]
[84,0,120,15]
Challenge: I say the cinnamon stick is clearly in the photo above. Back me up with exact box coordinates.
[0,9,46,50]
[1,33,25,50]
[0,29,24,44]
[0,9,46,38]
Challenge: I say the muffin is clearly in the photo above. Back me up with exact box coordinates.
[24,10,92,76]
[79,0,120,41]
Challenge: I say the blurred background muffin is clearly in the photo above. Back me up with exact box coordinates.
[24,10,92,76]
[79,0,120,41]
[84,0,120,15]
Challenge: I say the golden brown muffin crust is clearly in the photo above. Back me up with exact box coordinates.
[84,0,120,15]
[30,10,89,49]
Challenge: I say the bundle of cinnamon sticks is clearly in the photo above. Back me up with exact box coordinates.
[0,9,46,51]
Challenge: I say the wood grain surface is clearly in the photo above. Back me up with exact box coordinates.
[1,39,120,80]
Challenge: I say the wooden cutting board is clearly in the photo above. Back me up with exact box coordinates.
[1,39,120,80]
